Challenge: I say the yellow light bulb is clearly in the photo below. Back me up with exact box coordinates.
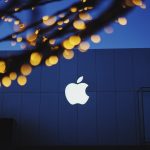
[0,61,6,73]
[49,56,59,65]
[27,33,37,42]
[79,13,92,21]
[73,20,86,30]
[70,7,77,13]
[43,16,56,26]
[17,75,27,86]
[91,35,101,43]
[17,37,23,42]
[69,35,81,46]
[45,59,53,67]
[79,41,90,52]
[63,40,74,49]
[30,52,42,66]
[118,17,127,26]
[9,72,17,80]
[63,50,74,60]
[49,39,56,45]
[132,0,143,6]
[21,64,32,76]
[2,76,11,87]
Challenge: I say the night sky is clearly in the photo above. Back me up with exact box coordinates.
[0,0,149,50]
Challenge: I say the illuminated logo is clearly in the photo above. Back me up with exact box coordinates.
[65,76,89,105]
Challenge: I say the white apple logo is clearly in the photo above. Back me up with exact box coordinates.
[65,76,89,105]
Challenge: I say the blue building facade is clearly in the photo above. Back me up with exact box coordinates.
[0,49,150,146]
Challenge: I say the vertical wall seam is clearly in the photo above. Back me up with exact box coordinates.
[58,57,60,145]
[19,80,23,146]
[76,50,79,145]
[38,66,42,146]
[114,50,118,145]
[131,50,138,145]
[95,50,99,145]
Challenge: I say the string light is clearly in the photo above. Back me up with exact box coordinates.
[17,75,27,86]
[42,16,57,26]
[73,20,86,30]
[91,35,101,43]
[0,0,146,88]
[69,35,81,46]
[2,76,11,87]
[48,56,59,65]
[0,61,6,73]
[21,64,32,76]
[118,17,128,25]
[9,72,17,80]
[78,41,90,52]
[79,13,92,21]
[63,50,74,60]
[63,40,74,49]
[30,52,42,66]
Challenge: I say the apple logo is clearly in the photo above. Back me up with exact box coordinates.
[65,76,89,105]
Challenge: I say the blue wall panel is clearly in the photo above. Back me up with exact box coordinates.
[133,49,150,89]
[59,55,77,92]
[3,80,21,93]
[78,92,97,145]
[143,92,150,142]
[0,93,3,117]
[77,51,97,145]
[77,51,96,92]
[116,92,137,145]
[39,94,58,145]
[115,50,133,91]
[41,65,59,93]
[96,50,115,91]
[59,93,78,145]
[59,55,78,145]
[2,94,21,119]
[97,92,117,145]
[2,93,21,145]
[22,67,41,93]
[20,94,40,146]
[0,49,150,146]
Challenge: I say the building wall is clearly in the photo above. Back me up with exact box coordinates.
[0,49,150,146]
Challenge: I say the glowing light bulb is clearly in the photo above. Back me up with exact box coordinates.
[27,33,37,42]
[79,41,90,52]
[17,37,23,42]
[63,50,74,60]
[79,13,92,21]
[49,56,59,65]
[73,20,86,30]
[2,76,11,87]
[49,39,56,45]
[91,35,101,43]
[63,40,74,49]
[70,7,77,13]
[30,52,42,66]
[132,0,143,6]
[45,59,53,67]
[69,35,81,46]
[43,16,57,26]
[118,17,128,25]
[0,61,6,73]
[17,75,27,86]
[9,72,17,80]
[21,64,32,76]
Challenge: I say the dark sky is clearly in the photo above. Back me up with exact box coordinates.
[0,0,149,50]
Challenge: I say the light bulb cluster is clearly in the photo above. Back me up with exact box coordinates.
[0,0,146,88]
